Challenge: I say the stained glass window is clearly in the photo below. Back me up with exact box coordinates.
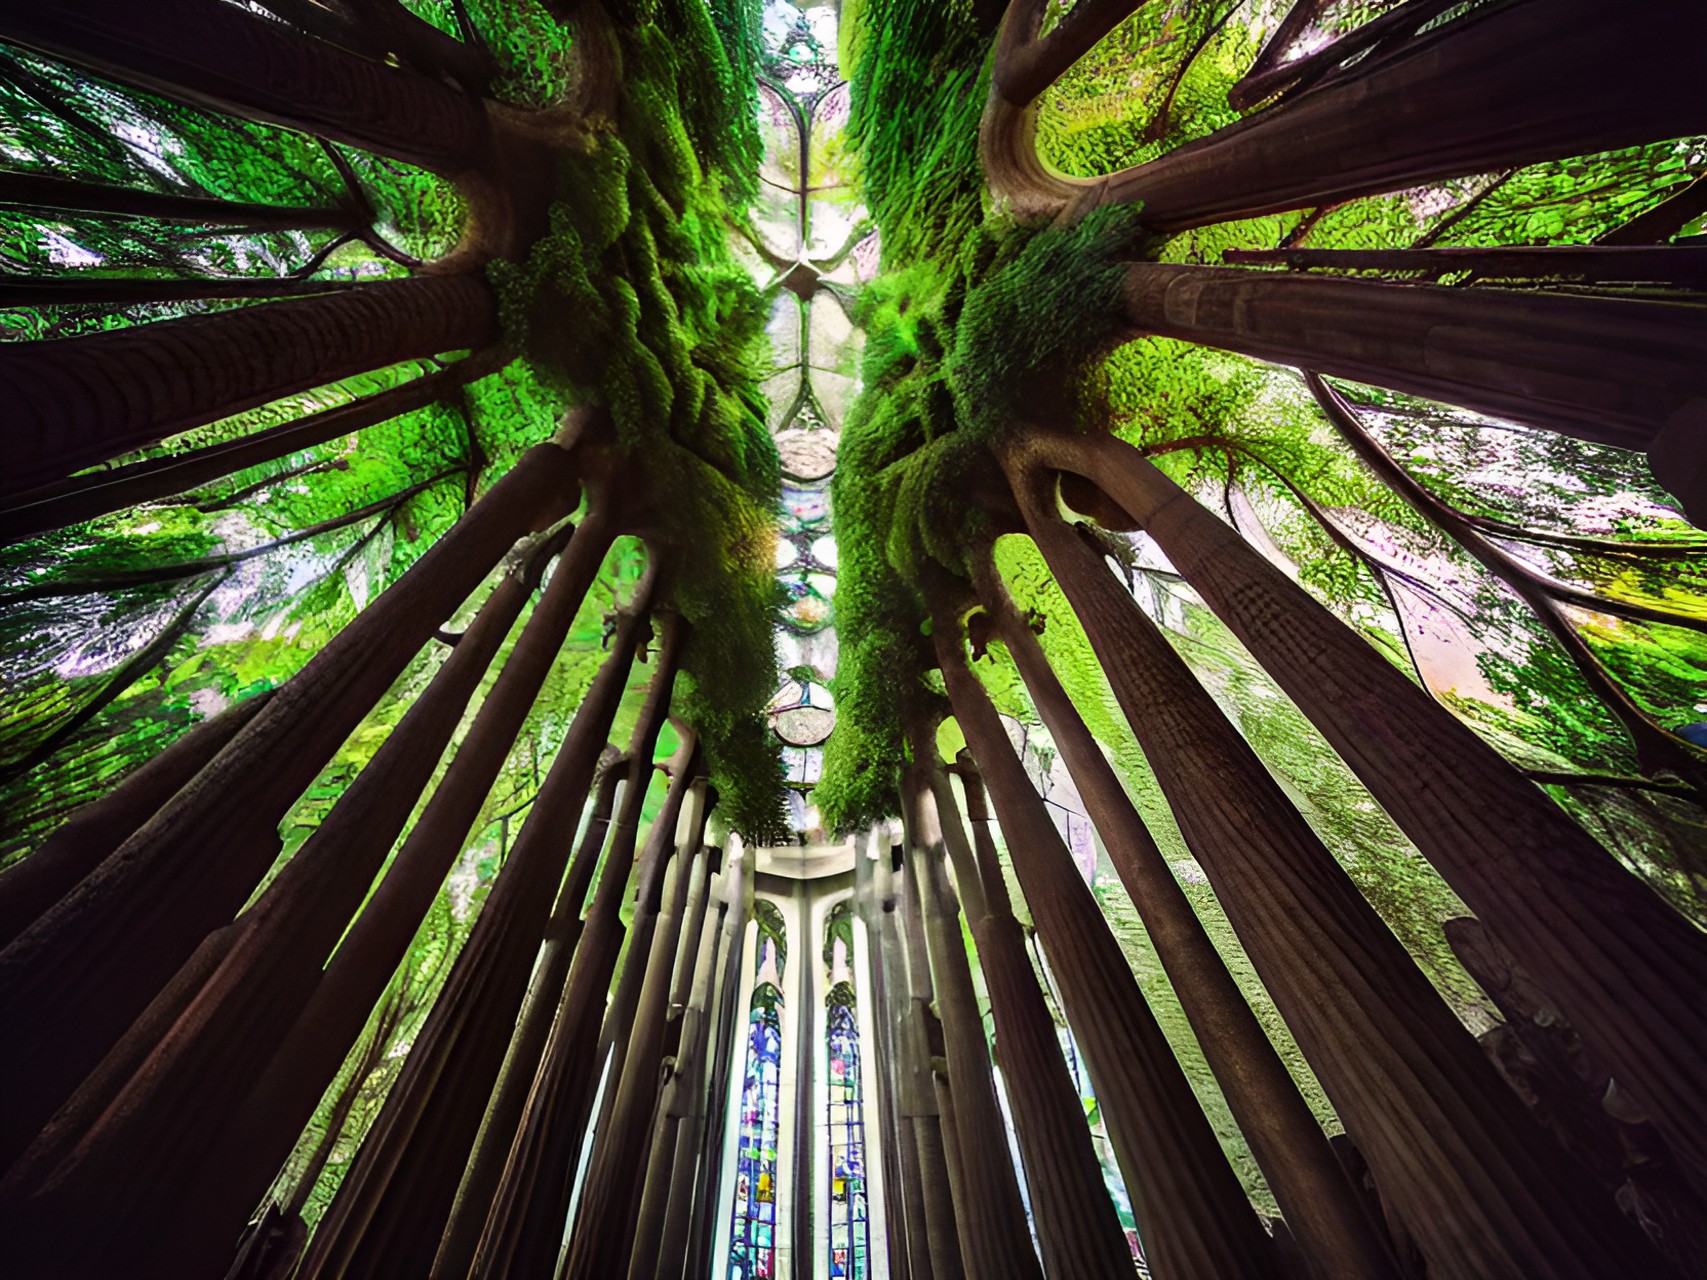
[730,901,788,1280]
[824,904,869,1279]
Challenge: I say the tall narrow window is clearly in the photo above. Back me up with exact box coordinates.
[730,900,788,1280]
[824,902,869,1279]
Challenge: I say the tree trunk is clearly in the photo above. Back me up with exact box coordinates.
[930,757,1149,1278]
[562,819,707,1280]
[470,719,695,1280]
[683,845,754,1280]
[903,774,1046,1280]
[149,505,614,1278]
[970,546,1401,1280]
[0,0,491,172]
[430,749,624,1278]
[1117,262,1707,458]
[296,586,648,1280]
[0,528,570,1274]
[1002,447,1673,1279]
[870,835,933,1280]
[341,0,495,92]
[0,693,271,947]
[895,854,967,1280]
[1027,426,1707,1193]
[631,847,737,1280]
[0,274,497,498]
[0,436,576,1177]
[1095,0,1706,228]
[0,353,503,544]
[930,591,1281,1280]
[0,171,362,230]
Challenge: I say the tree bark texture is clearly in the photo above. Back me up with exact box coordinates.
[430,750,624,1279]
[925,760,1145,1279]
[0,0,491,171]
[870,838,934,1280]
[0,531,565,1276]
[1003,449,1672,1279]
[1021,0,1707,229]
[0,353,503,544]
[932,598,1281,1280]
[903,782,1045,1280]
[151,504,609,1277]
[1025,427,1707,1193]
[296,589,647,1280]
[0,437,577,1178]
[0,274,498,498]
[895,855,967,1280]
[469,721,696,1280]
[0,692,271,947]
[562,825,705,1280]
[970,548,1401,1280]
[1118,262,1707,458]
[631,848,739,1280]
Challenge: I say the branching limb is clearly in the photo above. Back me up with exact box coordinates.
[1308,372,1707,795]
[2,468,463,604]
[0,571,228,779]
[993,0,1155,107]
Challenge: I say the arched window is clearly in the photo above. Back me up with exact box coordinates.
[824,902,869,1279]
[730,900,788,1280]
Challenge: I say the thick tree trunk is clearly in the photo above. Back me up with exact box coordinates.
[0,274,497,498]
[1093,0,1703,228]
[903,776,1045,1280]
[1002,448,1673,1279]
[1026,426,1707,1191]
[0,436,577,1177]
[0,172,361,230]
[0,529,569,1274]
[0,693,271,947]
[1118,262,1707,458]
[0,0,491,171]
[0,353,502,544]
[470,719,695,1280]
[430,750,624,1278]
[971,548,1401,1280]
[931,594,1280,1280]
[296,588,648,1280]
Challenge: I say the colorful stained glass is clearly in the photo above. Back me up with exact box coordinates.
[824,902,869,1280]
[730,904,788,1280]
